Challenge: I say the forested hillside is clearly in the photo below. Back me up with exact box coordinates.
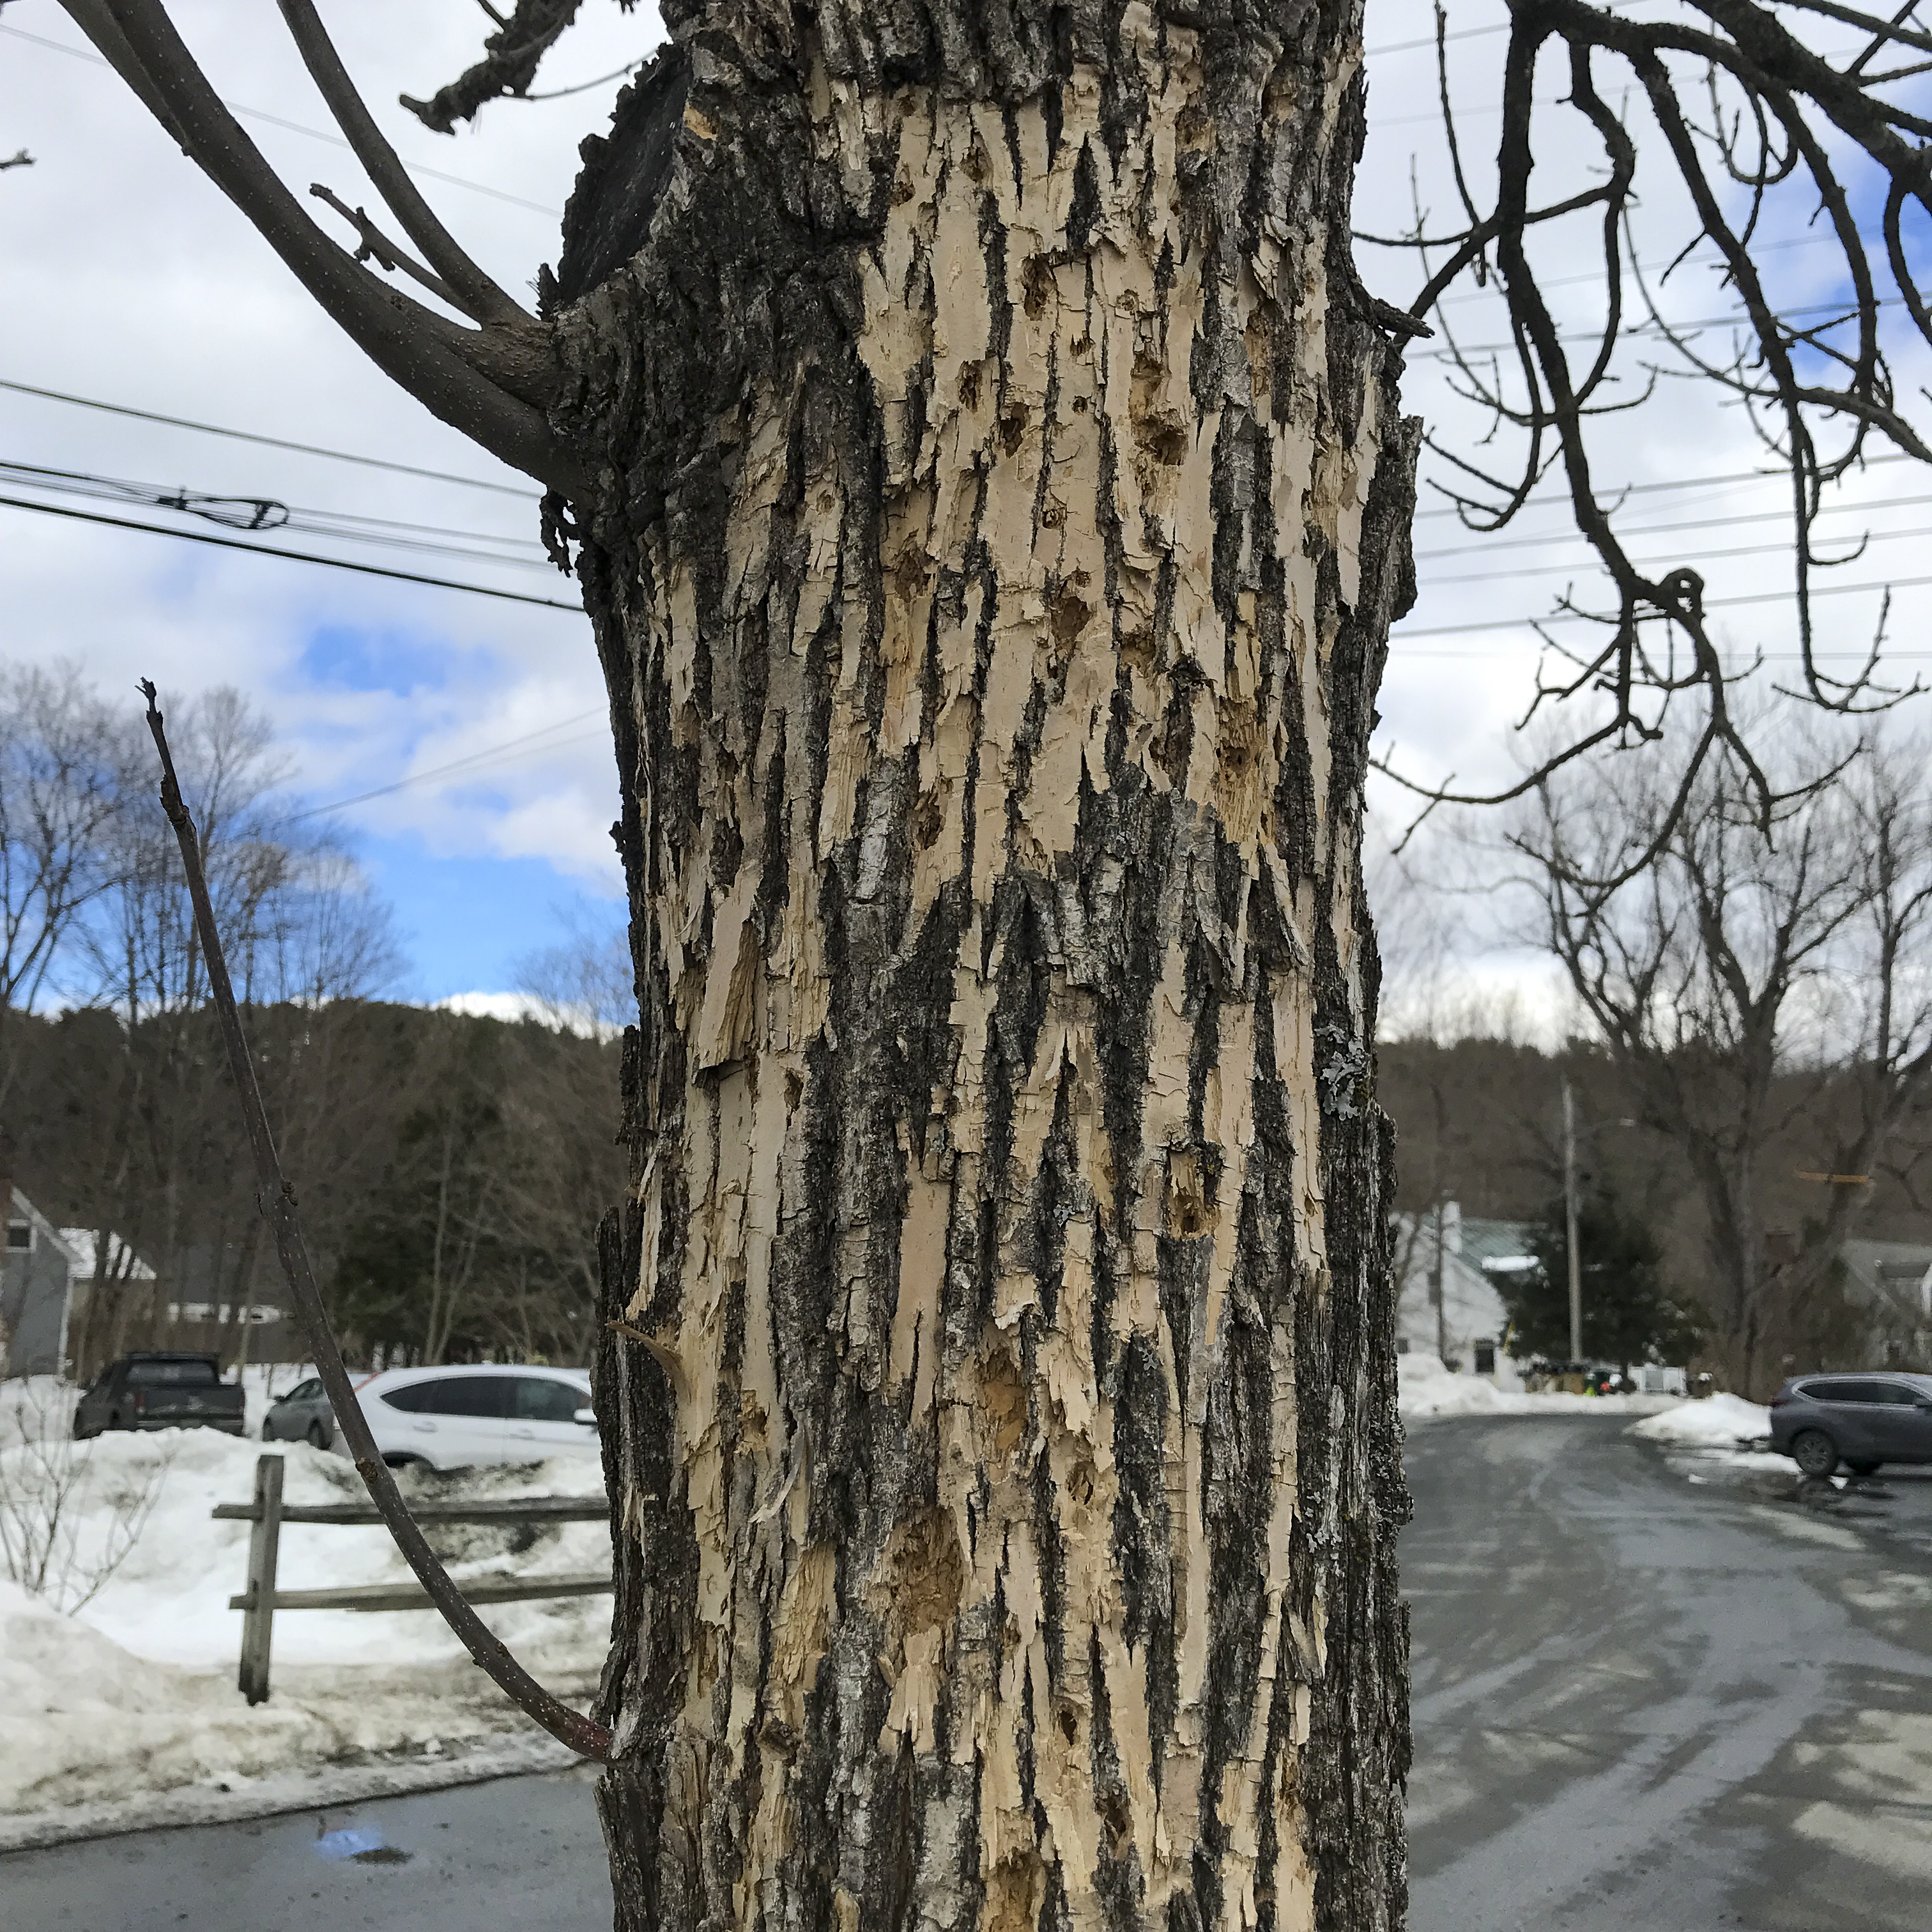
[10,1000,622,1376]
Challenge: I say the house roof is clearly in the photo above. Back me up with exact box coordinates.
[1460,1216,1541,1273]
[10,1188,81,1269]
[1839,1238,1932,1310]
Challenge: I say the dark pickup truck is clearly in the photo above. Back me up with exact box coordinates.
[72,1353,247,1438]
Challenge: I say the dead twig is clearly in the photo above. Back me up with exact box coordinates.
[137,677,610,1763]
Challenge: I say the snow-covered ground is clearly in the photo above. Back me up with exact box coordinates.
[0,1362,1793,1844]
[1398,1353,1680,1420]
[0,1389,610,1844]
[1627,1390,1799,1482]
[1627,1392,1772,1450]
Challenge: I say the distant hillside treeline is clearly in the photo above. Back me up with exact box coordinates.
[10,1000,624,1376]
[17,1004,1931,1383]
[1381,1034,1932,1373]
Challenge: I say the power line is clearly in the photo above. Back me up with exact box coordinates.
[1367,21,1511,57]
[1419,292,1909,362]
[1394,568,1932,641]
[0,377,539,499]
[1413,450,1911,521]
[1417,521,1926,587]
[286,710,608,822]
[0,494,581,610]
[1413,488,1932,563]
[0,22,561,217]
[0,457,551,570]
[1365,0,1655,61]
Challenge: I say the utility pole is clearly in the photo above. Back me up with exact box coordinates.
[1563,1078,1584,1364]
[1432,1198,1448,1365]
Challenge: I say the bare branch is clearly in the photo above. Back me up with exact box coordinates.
[402,0,588,135]
[309,182,466,309]
[275,0,532,327]
[137,677,611,1763]
[1369,0,1932,875]
[56,0,586,493]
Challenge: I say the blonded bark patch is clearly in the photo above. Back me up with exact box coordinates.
[565,4,1416,1927]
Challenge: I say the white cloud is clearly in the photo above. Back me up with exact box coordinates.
[0,1,660,905]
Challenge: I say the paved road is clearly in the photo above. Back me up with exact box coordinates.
[0,1767,611,1932]
[9,1416,1932,1930]
[1407,1414,1932,1930]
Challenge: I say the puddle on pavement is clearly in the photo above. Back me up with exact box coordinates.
[314,1824,414,1866]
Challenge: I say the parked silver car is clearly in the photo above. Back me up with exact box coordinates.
[1769,1372,1932,1476]
[261,1375,335,1449]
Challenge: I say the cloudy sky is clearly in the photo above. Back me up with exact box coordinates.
[2,0,1925,1013]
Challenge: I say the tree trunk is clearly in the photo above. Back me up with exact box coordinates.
[563,4,1418,1925]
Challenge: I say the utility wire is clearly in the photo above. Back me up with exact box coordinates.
[0,23,560,216]
[0,377,539,498]
[285,710,607,822]
[1414,450,1910,521]
[1395,569,1932,641]
[1418,520,1926,586]
[0,458,551,569]
[0,495,581,611]
[10,369,1906,529]
[1413,487,1932,562]
[1419,292,1908,363]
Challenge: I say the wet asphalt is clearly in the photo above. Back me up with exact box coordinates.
[6,1416,1931,1930]
[1406,1414,1932,1930]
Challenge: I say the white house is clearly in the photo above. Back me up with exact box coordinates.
[1393,1202,1540,1383]
[1,1191,82,1377]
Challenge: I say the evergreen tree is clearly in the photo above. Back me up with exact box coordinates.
[1509,1188,1706,1370]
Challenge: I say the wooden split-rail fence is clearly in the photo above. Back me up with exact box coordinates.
[216,1454,611,1703]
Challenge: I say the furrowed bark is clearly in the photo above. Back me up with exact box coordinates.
[563,3,1418,1926]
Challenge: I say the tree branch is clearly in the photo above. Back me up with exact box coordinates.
[1370,0,1932,874]
[138,677,610,1763]
[57,0,586,494]
[402,0,587,135]
[308,183,466,309]
[275,0,533,328]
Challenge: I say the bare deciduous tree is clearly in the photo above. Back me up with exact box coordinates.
[0,662,140,1101]
[56,683,399,1374]
[1371,0,1932,861]
[1514,728,1932,1395]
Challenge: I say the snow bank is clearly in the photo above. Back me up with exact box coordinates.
[0,1409,611,1836]
[1627,1392,1772,1448]
[1397,1354,1680,1420]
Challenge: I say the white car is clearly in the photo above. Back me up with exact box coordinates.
[348,1365,600,1471]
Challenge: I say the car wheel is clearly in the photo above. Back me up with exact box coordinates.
[1791,1430,1839,1477]
[307,1421,327,1450]
[383,1452,419,1468]
[1849,1459,1882,1476]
